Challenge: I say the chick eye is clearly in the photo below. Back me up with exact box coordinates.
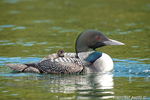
[96,37,100,40]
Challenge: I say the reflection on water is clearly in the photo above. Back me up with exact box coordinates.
[49,27,63,30]
[37,42,48,45]
[59,29,79,33]
[132,46,139,48]
[3,0,31,4]
[125,23,136,26]
[75,73,114,99]
[3,0,18,4]
[0,70,149,99]
[0,24,25,31]
[0,25,14,28]
[0,72,114,99]
[12,26,26,30]
[33,20,54,23]
[66,19,79,23]
[9,10,20,14]
[0,42,15,46]
[0,40,9,42]
[134,29,143,32]
[44,73,113,99]
[118,31,131,34]
[0,40,49,46]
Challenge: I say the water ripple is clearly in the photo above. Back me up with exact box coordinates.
[113,58,150,77]
[125,23,136,26]
[3,0,18,4]
[37,42,48,45]
[0,43,15,45]
[33,20,54,23]
[49,27,63,30]
[10,10,20,14]
[0,40,9,42]
[59,29,79,33]
[66,19,79,23]
[0,25,14,28]
[134,29,143,32]
[12,26,26,30]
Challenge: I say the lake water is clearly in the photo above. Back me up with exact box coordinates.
[0,0,150,100]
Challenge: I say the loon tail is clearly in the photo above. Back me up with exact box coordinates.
[6,63,40,73]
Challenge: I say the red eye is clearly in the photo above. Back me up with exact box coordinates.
[96,37,100,40]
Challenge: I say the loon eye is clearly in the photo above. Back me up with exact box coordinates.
[96,37,100,40]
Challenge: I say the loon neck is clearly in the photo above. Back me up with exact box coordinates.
[75,41,90,58]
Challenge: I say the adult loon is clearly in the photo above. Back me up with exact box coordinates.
[6,30,124,74]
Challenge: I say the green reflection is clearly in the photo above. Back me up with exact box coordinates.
[0,0,149,64]
[0,0,150,99]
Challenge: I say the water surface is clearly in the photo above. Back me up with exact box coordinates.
[0,0,150,100]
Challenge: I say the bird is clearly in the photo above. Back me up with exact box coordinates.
[6,30,125,74]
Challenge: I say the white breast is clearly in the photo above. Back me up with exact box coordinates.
[93,53,113,72]
[78,51,113,73]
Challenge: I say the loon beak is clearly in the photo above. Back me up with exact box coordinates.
[103,39,125,45]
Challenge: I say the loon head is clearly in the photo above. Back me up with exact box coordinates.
[75,30,124,56]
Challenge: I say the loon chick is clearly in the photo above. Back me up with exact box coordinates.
[57,49,65,57]
[6,30,124,74]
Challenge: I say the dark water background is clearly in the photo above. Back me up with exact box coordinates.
[0,0,150,100]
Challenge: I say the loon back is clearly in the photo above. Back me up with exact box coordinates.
[6,53,84,74]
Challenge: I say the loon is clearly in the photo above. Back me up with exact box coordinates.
[6,30,124,74]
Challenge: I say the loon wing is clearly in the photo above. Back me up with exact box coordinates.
[36,57,83,74]
[6,56,83,74]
